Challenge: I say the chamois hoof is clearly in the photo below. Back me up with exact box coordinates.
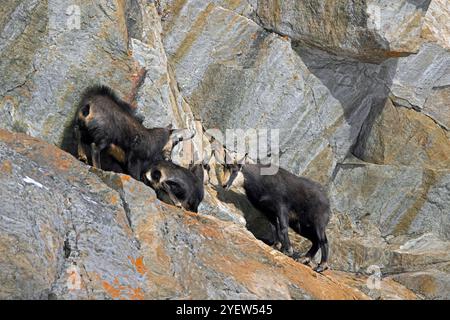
[271,242,282,251]
[78,155,88,163]
[282,247,294,257]
[174,203,183,209]
[298,256,312,266]
[314,263,329,273]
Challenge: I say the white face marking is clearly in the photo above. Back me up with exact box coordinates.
[226,169,244,190]
[145,168,167,188]
[233,171,245,188]
[145,171,153,183]
[221,169,231,186]
[202,167,210,185]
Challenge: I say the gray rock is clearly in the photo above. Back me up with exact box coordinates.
[0,0,141,152]
[160,1,398,183]
[255,0,431,62]
[391,266,450,300]
[330,158,450,240]
[0,130,141,300]
[389,42,450,130]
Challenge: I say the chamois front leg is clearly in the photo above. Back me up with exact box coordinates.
[269,218,282,250]
[91,141,108,169]
[126,151,143,181]
[74,125,88,163]
[161,181,183,209]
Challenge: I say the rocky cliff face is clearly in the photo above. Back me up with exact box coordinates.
[0,0,448,299]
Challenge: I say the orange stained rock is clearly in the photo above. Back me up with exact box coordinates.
[120,175,131,183]
[102,277,145,300]
[110,194,119,206]
[102,278,123,299]
[1,160,13,174]
[129,256,149,275]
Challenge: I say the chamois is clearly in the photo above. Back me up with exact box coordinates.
[221,153,331,272]
[75,86,195,180]
[144,160,208,213]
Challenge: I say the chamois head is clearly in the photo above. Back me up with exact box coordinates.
[143,160,205,212]
[221,151,248,191]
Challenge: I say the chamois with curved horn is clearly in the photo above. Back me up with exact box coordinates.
[144,157,210,213]
[220,150,331,272]
[75,85,195,180]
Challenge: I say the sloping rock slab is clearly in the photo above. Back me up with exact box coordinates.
[0,129,368,300]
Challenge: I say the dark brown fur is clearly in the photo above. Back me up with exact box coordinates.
[144,161,206,212]
[75,86,194,180]
[224,162,331,272]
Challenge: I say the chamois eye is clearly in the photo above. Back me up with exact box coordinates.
[151,170,161,182]
[81,104,90,117]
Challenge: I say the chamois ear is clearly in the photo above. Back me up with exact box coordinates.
[201,149,213,166]
[166,124,173,130]
[237,153,248,169]
[224,149,235,165]
[211,149,222,165]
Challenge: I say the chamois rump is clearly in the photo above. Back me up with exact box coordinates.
[144,160,209,213]
[75,86,195,180]
[221,153,331,272]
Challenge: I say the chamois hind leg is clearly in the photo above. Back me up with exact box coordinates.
[277,206,293,257]
[292,225,318,266]
[301,238,320,267]
[315,232,329,273]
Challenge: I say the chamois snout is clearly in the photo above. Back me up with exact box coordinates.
[222,167,244,191]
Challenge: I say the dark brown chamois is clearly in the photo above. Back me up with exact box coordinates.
[144,160,208,213]
[75,85,195,180]
[221,153,331,273]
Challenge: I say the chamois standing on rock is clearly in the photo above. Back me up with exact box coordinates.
[144,160,209,213]
[221,152,331,272]
[75,86,195,180]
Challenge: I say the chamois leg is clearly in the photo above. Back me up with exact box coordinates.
[300,238,320,266]
[315,232,329,273]
[126,152,143,181]
[74,125,88,163]
[268,217,282,250]
[91,141,107,169]
[161,181,183,209]
[277,206,293,256]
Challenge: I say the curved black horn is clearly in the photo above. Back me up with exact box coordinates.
[211,148,225,165]
[238,152,249,164]
[170,128,196,143]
